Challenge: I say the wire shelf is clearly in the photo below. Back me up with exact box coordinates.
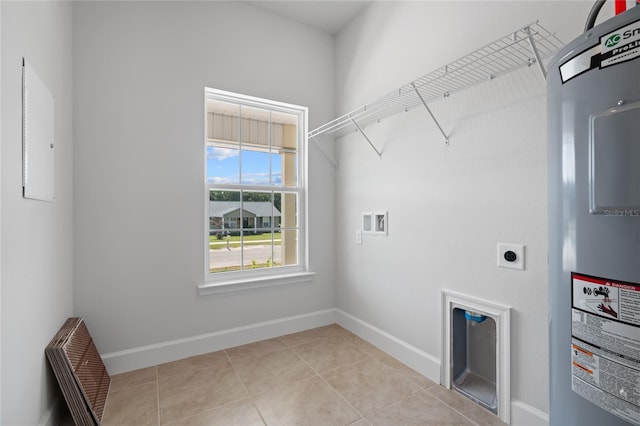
[309,21,564,141]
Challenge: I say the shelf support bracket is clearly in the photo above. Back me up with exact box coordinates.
[349,116,382,158]
[411,83,449,145]
[524,26,547,81]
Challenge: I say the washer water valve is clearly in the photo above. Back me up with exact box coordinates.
[464,311,487,323]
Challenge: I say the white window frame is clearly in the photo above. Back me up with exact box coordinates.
[199,88,312,295]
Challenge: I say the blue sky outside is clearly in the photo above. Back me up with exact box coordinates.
[207,146,282,186]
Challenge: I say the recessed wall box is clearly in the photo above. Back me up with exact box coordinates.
[362,211,388,235]
[374,211,388,235]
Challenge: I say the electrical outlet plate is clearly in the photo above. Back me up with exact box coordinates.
[497,243,525,270]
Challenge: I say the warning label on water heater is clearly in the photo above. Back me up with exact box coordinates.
[571,272,640,425]
[600,18,640,69]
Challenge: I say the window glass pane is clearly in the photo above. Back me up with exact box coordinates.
[271,152,282,186]
[241,190,274,231]
[209,189,241,202]
[209,230,241,274]
[205,88,305,279]
[271,111,298,149]
[241,232,276,271]
[241,105,270,147]
[279,150,298,187]
[209,190,242,273]
[241,149,271,186]
[272,111,298,187]
[278,191,297,228]
[274,190,298,266]
[207,145,239,184]
[206,99,239,143]
[272,192,282,227]
[209,190,241,229]
[275,229,297,266]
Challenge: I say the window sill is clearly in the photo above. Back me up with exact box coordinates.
[198,271,315,296]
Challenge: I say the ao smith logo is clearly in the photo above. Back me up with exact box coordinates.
[605,33,622,48]
[605,27,640,48]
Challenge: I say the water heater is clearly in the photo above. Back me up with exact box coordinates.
[548,4,640,425]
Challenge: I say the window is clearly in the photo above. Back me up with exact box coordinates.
[203,88,309,290]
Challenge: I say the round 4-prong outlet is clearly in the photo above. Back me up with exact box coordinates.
[497,244,525,270]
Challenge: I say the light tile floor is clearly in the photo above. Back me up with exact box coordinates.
[102,324,506,425]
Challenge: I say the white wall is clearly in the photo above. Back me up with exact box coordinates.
[0,1,3,420]
[0,1,620,423]
[1,2,74,424]
[333,1,607,422]
[73,1,336,358]
[1,2,3,420]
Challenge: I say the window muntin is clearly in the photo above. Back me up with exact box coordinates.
[205,88,306,281]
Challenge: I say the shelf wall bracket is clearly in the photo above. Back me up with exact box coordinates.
[524,26,547,81]
[349,116,383,158]
[411,83,449,145]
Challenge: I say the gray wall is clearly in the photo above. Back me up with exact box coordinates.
[333,1,607,420]
[73,1,337,355]
[1,2,74,424]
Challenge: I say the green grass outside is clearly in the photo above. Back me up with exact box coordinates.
[209,232,281,250]
[209,259,280,273]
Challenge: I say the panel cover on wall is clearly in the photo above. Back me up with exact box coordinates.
[22,58,55,201]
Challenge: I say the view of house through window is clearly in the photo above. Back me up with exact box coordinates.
[205,88,305,278]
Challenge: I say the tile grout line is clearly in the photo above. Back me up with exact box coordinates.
[319,351,440,423]
[124,325,469,426]
[152,326,473,426]
[292,334,373,377]
[280,328,373,423]
[246,337,333,422]
[362,384,470,425]
[151,326,452,426]
[425,388,485,426]
[318,372,369,426]
[295,345,368,424]
[223,349,269,426]
[160,352,255,425]
[291,327,426,424]
[349,365,425,422]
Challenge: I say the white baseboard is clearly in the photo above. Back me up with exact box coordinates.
[38,396,69,426]
[100,307,549,426]
[334,309,441,384]
[510,400,549,426]
[38,400,56,426]
[102,309,336,375]
[335,309,550,426]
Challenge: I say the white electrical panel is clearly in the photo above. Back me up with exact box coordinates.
[23,58,55,202]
